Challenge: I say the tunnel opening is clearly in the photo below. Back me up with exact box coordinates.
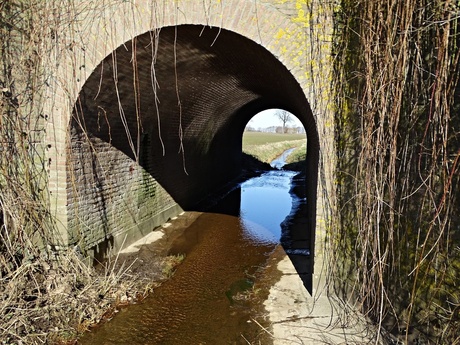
[240,108,311,291]
[242,108,307,172]
[68,24,319,285]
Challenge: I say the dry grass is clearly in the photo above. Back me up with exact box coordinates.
[243,139,306,164]
[0,249,138,344]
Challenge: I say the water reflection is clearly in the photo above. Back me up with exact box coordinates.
[240,170,296,245]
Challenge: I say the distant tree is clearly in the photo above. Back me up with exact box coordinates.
[275,110,292,133]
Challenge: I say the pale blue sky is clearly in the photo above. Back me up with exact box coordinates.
[247,109,302,129]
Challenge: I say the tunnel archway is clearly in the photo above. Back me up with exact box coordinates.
[68,25,319,265]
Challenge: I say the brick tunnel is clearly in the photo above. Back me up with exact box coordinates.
[68,25,319,260]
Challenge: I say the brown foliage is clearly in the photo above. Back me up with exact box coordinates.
[332,0,460,343]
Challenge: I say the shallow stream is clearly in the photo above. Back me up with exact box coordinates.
[78,151,302,344]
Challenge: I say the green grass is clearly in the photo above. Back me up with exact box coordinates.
[242,132,306,164]
[162,254,186,278]
[285,142,306,164]
[242,132,306,146]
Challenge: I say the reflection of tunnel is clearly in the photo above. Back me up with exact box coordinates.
[69,25,318,269]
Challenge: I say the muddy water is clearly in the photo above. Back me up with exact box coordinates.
[79,157,298,344]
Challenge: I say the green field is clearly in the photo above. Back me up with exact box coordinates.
[242,132,306,164]
[242,132,306,147]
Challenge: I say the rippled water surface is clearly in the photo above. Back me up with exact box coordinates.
[79,157,298,344]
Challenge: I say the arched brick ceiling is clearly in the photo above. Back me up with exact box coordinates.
[72,24,317,208]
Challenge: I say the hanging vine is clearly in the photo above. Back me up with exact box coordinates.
[332,0,460,343]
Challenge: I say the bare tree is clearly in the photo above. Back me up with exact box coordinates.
[275,110,292,133]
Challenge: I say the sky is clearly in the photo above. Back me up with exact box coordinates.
[246,109,303,129]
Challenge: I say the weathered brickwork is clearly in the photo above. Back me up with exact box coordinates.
[42,0,332,259]
[67,131,181,258]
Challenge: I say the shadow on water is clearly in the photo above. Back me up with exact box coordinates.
[78,150,312,344]
[280,172,312,293]
[208,149,314,294]
[273,150,312,293]
[208,149,312,293]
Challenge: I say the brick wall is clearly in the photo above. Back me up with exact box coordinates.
[67,130,181,259]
